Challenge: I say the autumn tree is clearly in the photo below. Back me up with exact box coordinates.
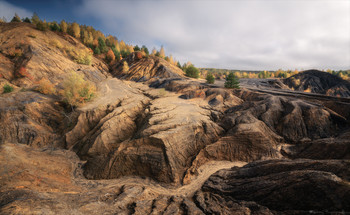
[31,12,40,24]
[61,71,96,107]
[225,73,240,89]
[122,61,129,73]
[151,48,157,56]
[141,45,149,55]
[70,22,80,38]
[106,49,115,63]
[159,46,165,58]
[60,20,68,33]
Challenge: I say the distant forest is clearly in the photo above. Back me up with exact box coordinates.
[199,68,350,80]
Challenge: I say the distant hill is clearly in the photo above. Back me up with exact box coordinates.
[283,70,350,97]
[112,52,185,81]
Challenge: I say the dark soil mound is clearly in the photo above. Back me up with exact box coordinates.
[283,70,350,97]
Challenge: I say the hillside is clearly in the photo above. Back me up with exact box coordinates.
[1,22,350,214]
[283,69,350,97]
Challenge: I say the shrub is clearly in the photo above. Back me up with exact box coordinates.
[75,53,92,65]
[206,72,215,84]
[185,65,199,78]
[61,72,96,106]
[224,73,240,89]
[50,39,63,49]
[122,61,129,73]
[36,21,47,31]
[37,78,55,95]
[3,84,13,93]
[17,67,33,80]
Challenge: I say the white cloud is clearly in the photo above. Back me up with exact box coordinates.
[0,1,32,22]
[78,0,350,70]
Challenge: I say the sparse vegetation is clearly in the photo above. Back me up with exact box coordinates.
[75,52,92,65]
[225,73,240,89]
[61,72,96,106]
[3,84,14,93]
[37,78,56,95]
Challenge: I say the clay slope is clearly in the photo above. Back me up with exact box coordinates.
[0,22,108,147]
[0,22,108,88]
[111,52,185,81]
[283,70,350,97]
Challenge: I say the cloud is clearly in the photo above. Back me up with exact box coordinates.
[0,1,32,21]
[78,0,350,70]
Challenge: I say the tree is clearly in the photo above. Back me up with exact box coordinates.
[60,20,68,33]
[61,71,96,107]
[31,12,40,24]
[50,22,60,31]
[134,45,141,51]
[11,13,21,22]
[224,73,240,89]
[36,20,47,31]
[22,17,31,23]
[70,22,81,38]
[122,61,129,73]
[151,48,157,56]
[106,49,115,63]
[141,45,149,55]
[185,65,199,78]
[206,72,215,84]
[94,47,101,55]
[98,37,108,53]
[159,46,165,58]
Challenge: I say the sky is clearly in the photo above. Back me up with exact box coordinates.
[1,0,349,70]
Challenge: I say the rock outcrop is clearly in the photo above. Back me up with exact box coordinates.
[200,159,350,213]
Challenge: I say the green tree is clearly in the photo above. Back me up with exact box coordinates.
[50,22,60,31]
[22,17,31,23]
[98,37,108,53]
[134,45,141,51]
[11,13,21,22]
[206,72,215,84]
[185,65,199,78]
[36,21,47,31]
[224,73,240,89]
[94,47,101,55]
[3,84,14,93]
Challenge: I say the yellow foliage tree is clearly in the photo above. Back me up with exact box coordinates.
[151,48,157,56]
[122,61,129,73]
[71,22,80,38]
[61,72,96,106]
[60,20,68,33]
[159,46,165,58]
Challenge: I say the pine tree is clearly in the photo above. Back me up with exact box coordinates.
[224,73,240,89]
[11,13,21,22]
[206,72,215,84]
[23,17,31,23]
[134,45,140,51]
[98,37,108,53]
[185,65,199,79]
